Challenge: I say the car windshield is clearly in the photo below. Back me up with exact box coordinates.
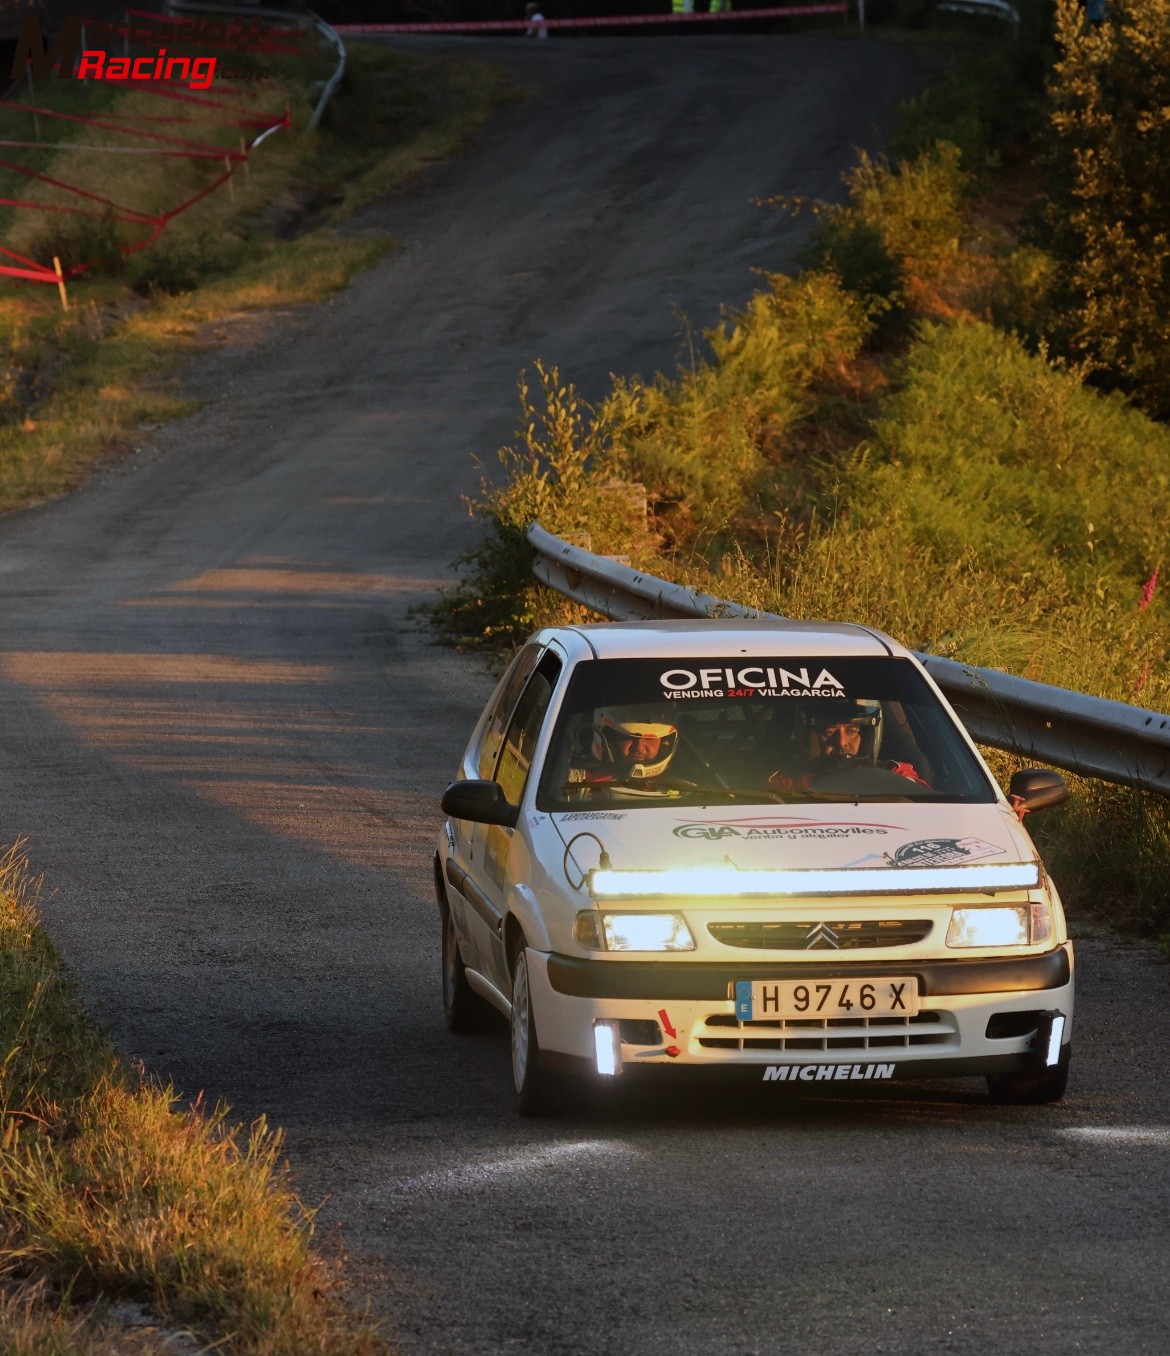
[535,656,997,809]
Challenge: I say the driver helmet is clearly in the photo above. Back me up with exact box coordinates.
[808,699,883,762]
[593,707,678,780]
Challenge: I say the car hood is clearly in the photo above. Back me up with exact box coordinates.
[548,801,1039,880]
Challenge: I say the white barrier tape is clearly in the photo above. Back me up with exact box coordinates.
[336,6,848,35]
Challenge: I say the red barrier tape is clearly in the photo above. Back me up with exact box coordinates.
[0,156,160,222]
[336,5,848,33]
[0,195,157,224]
[122,8,306,56]
[0,140,248,160]
[0,242,59,280]
[0,98,252,156]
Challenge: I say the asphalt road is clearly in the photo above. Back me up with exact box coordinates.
[1,33,1168,1355]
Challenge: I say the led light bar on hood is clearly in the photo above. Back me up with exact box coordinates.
[588,862,1041,898]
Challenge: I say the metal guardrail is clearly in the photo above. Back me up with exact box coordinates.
[163,0,345,131]
[528,522,1170,798]
[937,0,1020,28]
[308,15,345,131]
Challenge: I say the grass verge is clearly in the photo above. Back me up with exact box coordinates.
[0,844,381,1352]
[0,39,517,510]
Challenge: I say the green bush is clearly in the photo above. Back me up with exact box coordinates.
[606,272,870,522]
[427,362,660,648]
[25,211,125,277]
[893,0,1052,174]
[1044,0,1170,416]
[755,321,1170,694]
[430,277,871,645]
[802,145,968,318]
[128,232,247,296]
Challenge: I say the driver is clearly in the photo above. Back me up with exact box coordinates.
[568,707,679,786]
[769,700,929,789]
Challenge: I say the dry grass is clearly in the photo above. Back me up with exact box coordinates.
[0,845,382,1353]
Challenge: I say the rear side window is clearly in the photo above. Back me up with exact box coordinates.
[471,644,543,780]
[495,653,563,805]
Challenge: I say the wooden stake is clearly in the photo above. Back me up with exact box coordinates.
[240,137,249,180]
[26,67,40,141]
[53,257,68,313]
[225,156,235,202]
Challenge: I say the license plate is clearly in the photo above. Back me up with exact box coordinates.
[736,977,919,1021]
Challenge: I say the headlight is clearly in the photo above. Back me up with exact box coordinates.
[574,911,696,953]
[946,902,1053,948]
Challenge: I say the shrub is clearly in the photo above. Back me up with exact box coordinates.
[24,211,125,277]
[803,145,968,318]
[428,362,659,648]
[128,232,247,296]
[1044,0,1170,415]
[606,272,870,522]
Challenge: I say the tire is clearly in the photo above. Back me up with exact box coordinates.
[511,947,557,1116]
[441,903,482,1034]
[986,1049,1070,1105]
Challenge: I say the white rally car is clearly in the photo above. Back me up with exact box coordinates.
[435,621,1073,1114]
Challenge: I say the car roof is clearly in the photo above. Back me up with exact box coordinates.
[559,619,906,660]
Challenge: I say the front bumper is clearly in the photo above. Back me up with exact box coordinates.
[527,944,1074,1082]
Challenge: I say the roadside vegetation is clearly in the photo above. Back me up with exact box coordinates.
[0,36,517,1349]
[0,39,515,511]
[0,845,382,1352]
[433,0,1170,937]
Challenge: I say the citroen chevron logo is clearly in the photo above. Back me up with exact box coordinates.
[805,922,839,949]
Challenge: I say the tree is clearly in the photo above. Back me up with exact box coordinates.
[1045,0,1170,416]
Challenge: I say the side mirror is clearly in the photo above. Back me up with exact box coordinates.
[1008,768,1069,816]
[441,779,519,828]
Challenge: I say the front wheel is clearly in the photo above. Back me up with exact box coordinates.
[986,1049,1070,1105]
[511,948,557,1116]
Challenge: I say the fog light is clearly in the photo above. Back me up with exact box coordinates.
[1046,1014,1066,1067]
[593,1021,621,1076]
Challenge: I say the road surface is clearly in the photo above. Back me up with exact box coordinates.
[0,32,1167,1354]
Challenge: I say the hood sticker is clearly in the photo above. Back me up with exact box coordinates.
[673,816,904,841]
[557,811,628,821]
[887,837,1005,868]
[840,835,1008,867]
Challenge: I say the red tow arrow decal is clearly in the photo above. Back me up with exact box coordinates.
[658,1008,677,1039]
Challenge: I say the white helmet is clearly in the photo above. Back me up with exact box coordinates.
[593,707,678,780]
[806,699,883,762]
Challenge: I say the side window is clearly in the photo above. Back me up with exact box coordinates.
[470,645,543,780]
[495,653,563,806]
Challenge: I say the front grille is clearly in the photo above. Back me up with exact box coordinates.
[707,920,933,950]
[697,1011,957,1052]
